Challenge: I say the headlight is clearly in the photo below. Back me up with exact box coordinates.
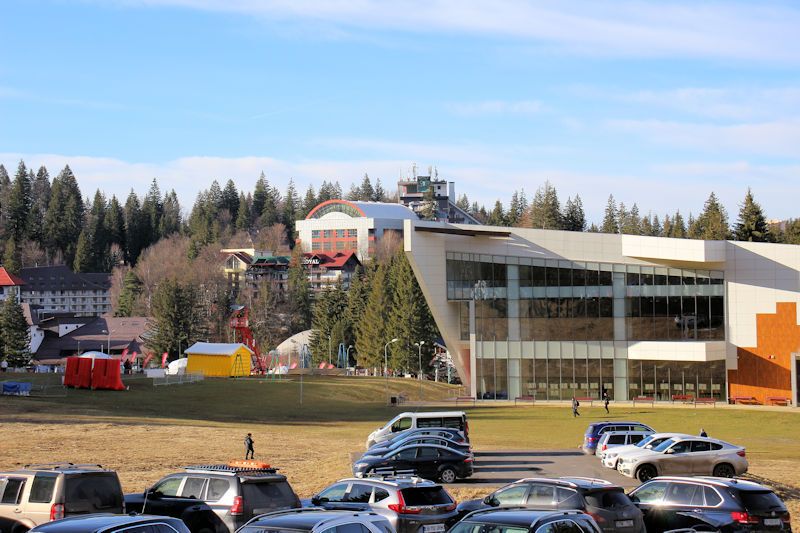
[354,463,368,469]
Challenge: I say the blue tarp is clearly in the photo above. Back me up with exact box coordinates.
[2,381,32,395]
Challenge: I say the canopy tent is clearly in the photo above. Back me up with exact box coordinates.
[185,342,253,377]
[165,357,188,376]
[77,351,113,359]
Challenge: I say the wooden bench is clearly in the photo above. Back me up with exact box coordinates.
[633,396,655,406]
[671,394,695,404]
[766,396,791,406]
[514,395,536,406]
[729,396,759,405]
[574,396,595,406]
[455,396,476,406]
[694,397,717,407]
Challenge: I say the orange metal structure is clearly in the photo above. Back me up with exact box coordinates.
[229,306,267,374]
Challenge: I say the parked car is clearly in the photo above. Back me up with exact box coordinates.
[582,422,655,455]
[449,508,601,533]
[306,476,458,533]
[629,476,791,532]
[366,412,468,449]
[595,431,653,457]
[378,429,467,450]
[364,436,471,458]
[456,477,645,533]
[601,433,691,469]
[29,514,191,533]
[123,481,227,532]
[353,445,473,483]
[0,463,124,532]
[616,437,748,482]
[238,509,393,533]
[126,463,300,533]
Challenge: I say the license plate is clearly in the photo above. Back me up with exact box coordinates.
[615,520,634,528]
[764,518,782,526]
[423,525,446,533]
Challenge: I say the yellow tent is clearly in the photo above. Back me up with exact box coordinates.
[185,342,253,377]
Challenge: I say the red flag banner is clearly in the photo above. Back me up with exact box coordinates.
[161,352,168,368]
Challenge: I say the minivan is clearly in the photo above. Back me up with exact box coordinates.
[366,412,468,448]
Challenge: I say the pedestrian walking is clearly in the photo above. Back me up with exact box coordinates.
[572,397,580,417]
[244,433,255,459]
[603,391,610,414]
[1,359,7,372]
[700,428,708,437]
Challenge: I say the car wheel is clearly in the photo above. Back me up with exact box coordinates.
[439,466,457,483]
[636,464,657,482]
[712,463,735,478]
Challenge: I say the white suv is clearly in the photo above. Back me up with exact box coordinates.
[595,431,653,458]
[601,433,690,469]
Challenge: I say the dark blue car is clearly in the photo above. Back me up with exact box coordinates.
[582,421,655,454]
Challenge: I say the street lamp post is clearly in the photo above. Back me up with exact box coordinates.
[384,338,399,404]
[414,341,426,402]
[328,335,332,365]
[347,345,354,371]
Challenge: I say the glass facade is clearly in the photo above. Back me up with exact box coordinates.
[446,252,726,401]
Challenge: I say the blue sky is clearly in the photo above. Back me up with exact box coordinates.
[3,0,800,223]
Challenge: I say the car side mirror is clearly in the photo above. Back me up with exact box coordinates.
[147,490,162,499]
[311,496,321,505]
[483,496,498,506]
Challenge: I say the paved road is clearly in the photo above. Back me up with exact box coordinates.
[349,449,637,490]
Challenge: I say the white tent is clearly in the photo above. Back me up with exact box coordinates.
[165,357,188,375]
[77,351,113,359]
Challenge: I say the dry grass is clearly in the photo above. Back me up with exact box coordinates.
[1,376,798,529]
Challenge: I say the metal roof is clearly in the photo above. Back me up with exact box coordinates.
[306,199,417,220]
[185,342,255,356]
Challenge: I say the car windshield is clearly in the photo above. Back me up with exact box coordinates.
[652,438,678,452]
[738,491,786,512]
[635,436,655,448]
[450,523,529,533]
[401,487,453,506]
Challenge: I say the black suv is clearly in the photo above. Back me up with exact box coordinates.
[125,464,300,533]
[629,476,791,532]
[449,508,601,533]
[457,477,645,533]
[30,514,191,533]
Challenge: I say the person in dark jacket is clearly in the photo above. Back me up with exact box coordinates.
[603,391,610,414]
[244,433,255,459]
[571,397,580,417]
[700,428,708,437]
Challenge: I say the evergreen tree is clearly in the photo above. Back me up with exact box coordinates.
[207,180,223,209]
[2,236,20,274]
[115,270,142,317]
[141,178,163,245]
[43,165,84,265]
[373,178,386,202]
[346,265,370,355]
[236,192,251,231]
[309,283,349,364]
[286,247,311,333]
[221,179,239,222]
[252,173,269,224]
[651,214,662,237]
[73,190,110,272]
[456,194,470,211]
[640,213,654,236]
[0,296,30,367]
[487,200,507,226]
[105,195,126,254]
[734,188,771,242]
[28,166,51,244]
[355,262,391,369]
[419,187,438,221]
[780,219,800,244]
[689,193,729,240]
[73,228,93,272]
[146,278,207,361]
[661,214,672,238]
[282,179,299,243]
[301,185,317,219]
[529,181,562,229]
[620,203,642,235]
[124,191,146,264]
[8,160,33,241]
[601,195,619,234]
[359,174,375,202]
[0,165,10,239]
[672,211,687,238]
[507,191,521,226]
[160,190,182,237]
[562,195,586,232]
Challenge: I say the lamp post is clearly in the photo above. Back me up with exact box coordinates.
[347,345,354,370]
[328,334,332,365]
[384,338,399,403]
[414,341,426,402]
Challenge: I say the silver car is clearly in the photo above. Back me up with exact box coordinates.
[601,433,691,469]
[617,436,747,482]
[308,476,458,533]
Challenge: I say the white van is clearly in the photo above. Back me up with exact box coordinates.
[365,411,468,448]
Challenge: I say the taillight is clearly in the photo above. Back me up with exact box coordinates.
[601,444,608,451]
[444,503,457,512]
[737,450,746,457]
[731,511,759,524]
[586,437,596,443]
[465,421,469,435]
[587,512,606,524]
[50,503,65,521]
[230,496,244,516]
[388,491,422,514]
[464,456,473,463]
[782,513,791,524]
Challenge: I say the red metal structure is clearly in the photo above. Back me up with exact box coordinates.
[229,305,267,374]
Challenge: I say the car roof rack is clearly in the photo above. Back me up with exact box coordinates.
[361,472,430,485]
[558,476,614,486]
[241,507,384,529]
[184,464,279,476]
[461,507,585,524]
[23,462,106,471]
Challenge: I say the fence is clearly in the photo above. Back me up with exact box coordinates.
[152,373,204,387]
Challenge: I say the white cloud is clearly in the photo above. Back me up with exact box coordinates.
[102,0,800,62]
[609,118,800,157]
[445,100,543,116]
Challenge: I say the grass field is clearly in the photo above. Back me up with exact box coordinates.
[1,374,799,529]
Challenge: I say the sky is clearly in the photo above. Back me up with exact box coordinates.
[2,0,800,223]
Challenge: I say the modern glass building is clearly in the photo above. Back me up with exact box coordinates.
[404,220,800,405]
